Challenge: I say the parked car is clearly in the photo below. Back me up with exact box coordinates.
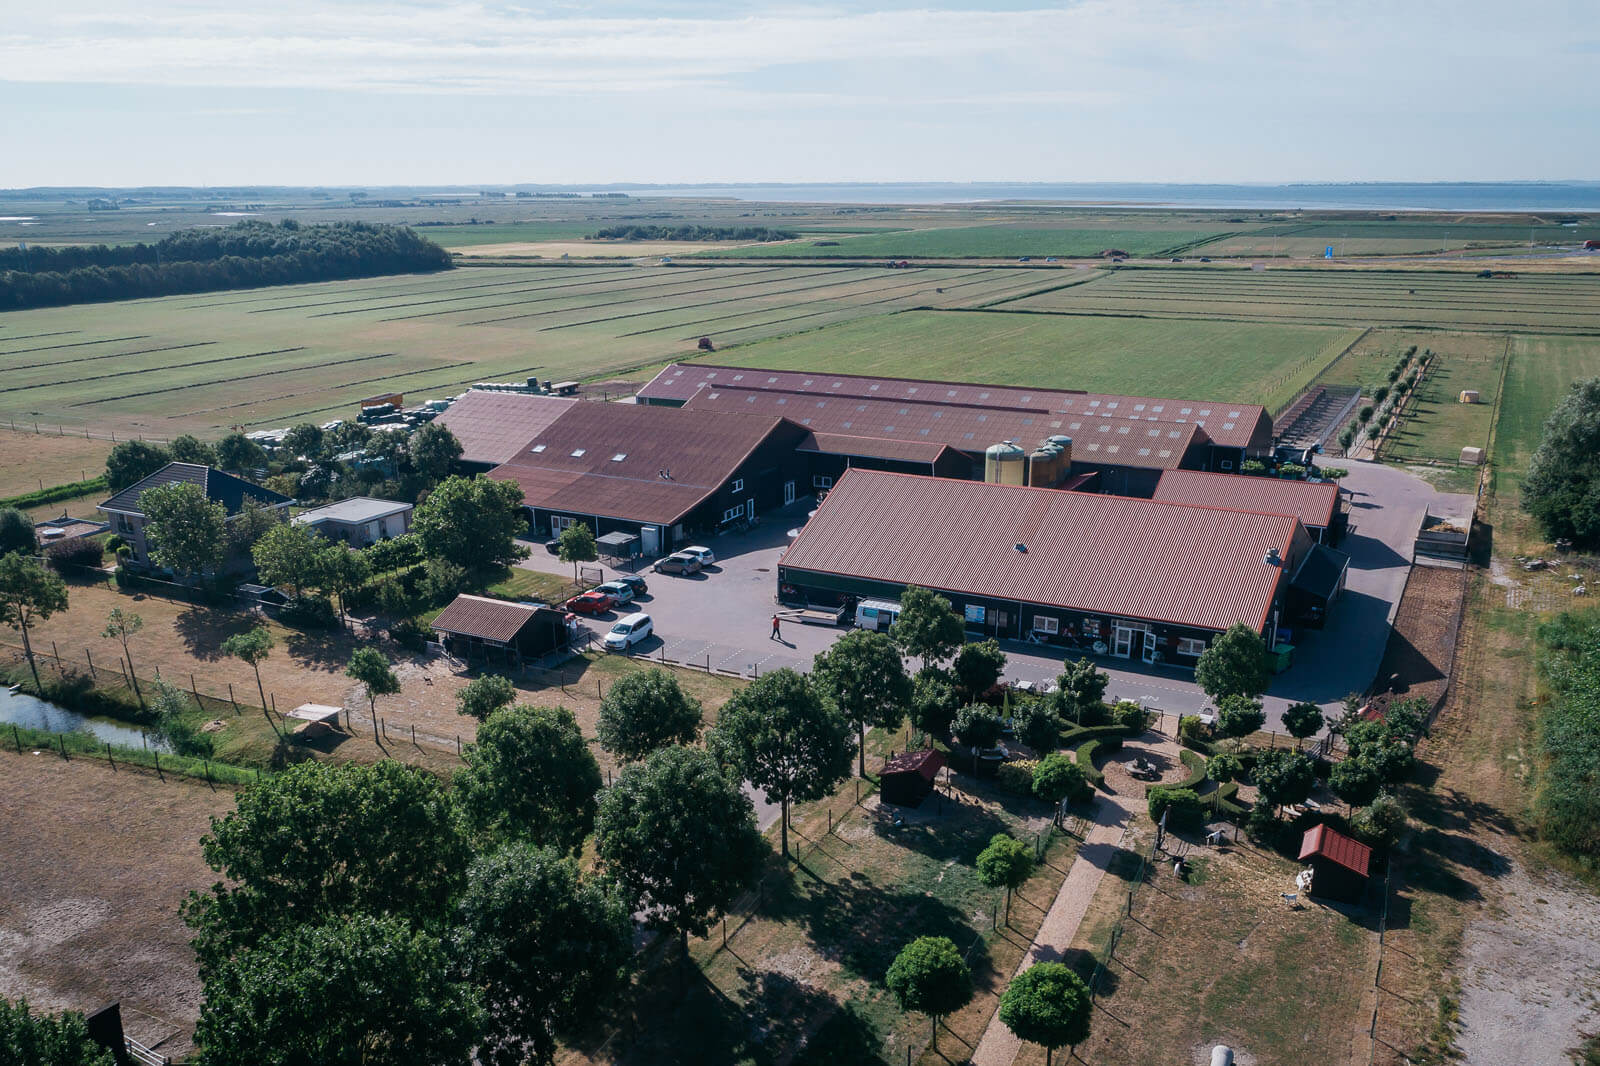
[566,590,615,615]
[596,580,635,606]
[682,545,716,566]
[544,539,562,556]
[653,552,703,575]
[614,573,648,596]
[603,612,654,651]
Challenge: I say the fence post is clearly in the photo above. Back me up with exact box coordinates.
[597,678,602,699]
[12,724,20,753]
[191,673,201,705]
[51,640,60,667]
[58,734,67,760]
[86,649,95,679]
[457,735,462,756]
[154,751,162,780]
[229,683,238,714]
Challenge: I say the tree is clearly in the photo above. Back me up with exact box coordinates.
[890,585,964,665]
[0,997,114,1066]
[101,606,145,705]
[1215,694,1266,739]
[221,627,275,734]
[1032,754,1089,822]
[1193,624,1268,701]
[169,433,216,466]
[1523,377,1600,546]
[408,423,463,484]
[454,705,601,854]
[1282,701,1325,748]
[181,760,469,974]
[414,475,528,573]
[320,545,370,622]
[455,673,517,721]
[0,508,34,557]
[1351,792,1408,849]
[998,962,1092,1066]
[709,668,852,857]
[251,521,327,598]
[456,844,632,1066]
[594,745,763,951]
[1014,699,1060,754]
[0,553,68,690]
[105,439,171,490]
[346,646,400,733]
[280,422,326,461]
[557,521,597,582]
[1053,657,1109,725]
[1330,757,1383,809]
[192,915,480,1066]
[596,667,703,761]
[977,833,1034,925]
[1251,749,1315,812]
[214,432,268,474]
[952,703,1003,769]
[1207,751,1243,785]
[141,481,227,580]
[909,666,958,737]
[952,638,1007,702]
[811,629,912,778]
[225,498,283,557]
[885,936,973,1051]
[149,680,214,758]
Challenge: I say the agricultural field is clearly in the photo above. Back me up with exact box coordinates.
[700,222,1242,260]
[0,428,109,499]
[1000,266,1600,332]
[1192,218,1600,258]
[711,309,1361,413]
[1381,333,1509,465]
[0,264,1060,438]
[1492,334,1600,504]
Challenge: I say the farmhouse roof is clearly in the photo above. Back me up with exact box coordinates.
[1153,470,1340,529]
[489,402,797,527]
[883,748,946,781]
[640,363,1270,450]
[432,390,578,465]
[99,463,291,517]
[686,387,1205,472]
[796,431,955,466]
[292,496,412,525]
[780,469,1305,634]
[430,595,538,644]
[1298,824,1371,878]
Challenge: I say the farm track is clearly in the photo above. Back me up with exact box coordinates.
[66,352,398,408]
[0,347,306,396]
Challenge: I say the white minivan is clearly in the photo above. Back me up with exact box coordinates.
[603,612,654,651]
[854,599,901,632]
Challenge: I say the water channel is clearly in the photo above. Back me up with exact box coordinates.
[0,683,169,751]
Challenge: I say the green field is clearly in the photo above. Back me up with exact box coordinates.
[1000,267,1600,332]
[1381,333,1509,464]
[1493,335,1600,503]
[700,223,1240,260]
[408,221,604,246]
[709,309,1361,412]
[1193,219,1600,258]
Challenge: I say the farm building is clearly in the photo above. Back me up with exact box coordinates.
[488,401,807,553]
[432,389,577,471]
[430,594,569,666]
[778,469,1312,664]
[1152,469,1346,544]
[1298,824,1372,904]
[881,749,946,807]
[293,497,412,547]
[98,463,291,576]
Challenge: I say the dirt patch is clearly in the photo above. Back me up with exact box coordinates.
[1100,740,1188,795]
[0,750,233,1059]
[1370,562,1468,707]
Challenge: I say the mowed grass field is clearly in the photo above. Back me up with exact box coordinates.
[1493,334,1600,503]
[710,309,1361,412]
[700,222,1243,260]
[0,264,1061,438]
[1000,267,1600,332]
[1382,333,1509,464]
[1192,219,1600,258]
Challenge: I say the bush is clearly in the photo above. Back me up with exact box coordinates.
[1147,787,1205,830]
[279,594,337,629]
[1178,714,1209,748]
[363,532,423,572]
[389,617,429,651]
[1110,700,1147,732]
[1245,798,1279,842]
[1174,750,1209,791]
[1240,459,1269,476]
[422,558,470,603]
[995,759,1039,797]
[1351,792,1408,849]
[1278,463,1307,479]
[1073,734,1122,790]
[1032,753,1091,806]
[44,536,103,572]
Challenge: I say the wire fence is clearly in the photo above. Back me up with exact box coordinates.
[1085,838,1161,1003]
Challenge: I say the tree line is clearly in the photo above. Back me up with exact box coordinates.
[588,224,797,242]
[0,220,452,310]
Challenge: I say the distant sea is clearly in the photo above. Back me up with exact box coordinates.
[582,182,1600,212]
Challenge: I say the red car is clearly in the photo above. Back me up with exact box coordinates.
[566,590,615,615]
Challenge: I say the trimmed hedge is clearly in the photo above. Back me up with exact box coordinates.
[0,474,108,511]
[1068,723,1138,791]
[1175,749,1209,791]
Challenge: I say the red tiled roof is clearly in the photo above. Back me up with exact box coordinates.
[780,470,1305,634]
[489,402,795,527]
[884,748,946,780]
[640,363,1271,450]
[433,391,577,465]
[1153,470,1340,529]
[431,595,537,643]
[1298,824,1372,878]
[685,387,1205,472]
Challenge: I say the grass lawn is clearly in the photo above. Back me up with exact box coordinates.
[1382,333,1509,464]
[485,566,581,605]
[0,428,111,501]
[1492,334,1600,507]
[711,309,1360,412]
[699,223,1238,260]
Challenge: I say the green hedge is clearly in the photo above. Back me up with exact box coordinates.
[1175,749,1209,791]
[0,474,109,511]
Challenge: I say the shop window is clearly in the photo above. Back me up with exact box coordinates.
[1177,637,1207,657]
[1032,616,1060,635]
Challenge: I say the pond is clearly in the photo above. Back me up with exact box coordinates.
[0,683,168,751]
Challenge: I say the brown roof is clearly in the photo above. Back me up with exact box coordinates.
[1153,470,1340,529]
[1299,824,1372,878]
[431,595,538,643]
[780,470,1306,634]
[884,748,946,781]
[640,363,1270,450]
[433,390,577,465]
[797,431,954,466]
[490,402,796,527]
[685,387,1205,472]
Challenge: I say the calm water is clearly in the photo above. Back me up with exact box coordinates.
[0,684,166,751]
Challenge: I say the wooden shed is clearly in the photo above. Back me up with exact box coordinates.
[1298,824,1372,904]
[881,749,946,808]
[431,595,567,666]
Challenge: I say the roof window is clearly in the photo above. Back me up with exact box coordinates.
[571,449,586,457]
[530,444,547,453]
[610,453,626,462]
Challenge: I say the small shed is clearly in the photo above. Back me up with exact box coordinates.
[1298,823,1372,904]
[285,703,343,737]
[431,594,567,665]
[596,530,640,560]
[881,749,946,808]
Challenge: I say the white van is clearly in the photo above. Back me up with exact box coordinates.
[854,599,901,632]
[603,612,654,651]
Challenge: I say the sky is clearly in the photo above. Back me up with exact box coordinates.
[1,0,1596,188]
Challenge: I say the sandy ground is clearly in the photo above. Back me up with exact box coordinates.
[0,428,111,499]
[0,750,233,1060]
[449,240,751,258]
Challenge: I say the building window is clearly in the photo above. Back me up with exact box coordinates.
[812,475,833,489]
[1032,616,1060,635]
[1082,618,1101,637]
[730,478,744,494]
[1177,637,1207,657]
[964,604,986,625]
[722,506,744,523]
[1219,460,1233,470]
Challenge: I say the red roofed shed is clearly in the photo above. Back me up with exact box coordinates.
[1299,824,1372,903]
[881,749,946,808]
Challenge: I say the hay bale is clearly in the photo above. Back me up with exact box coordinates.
[1458,390,1480,404]
[1460,446,1484,466]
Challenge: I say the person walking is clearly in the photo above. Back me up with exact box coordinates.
[771,614,782,641]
